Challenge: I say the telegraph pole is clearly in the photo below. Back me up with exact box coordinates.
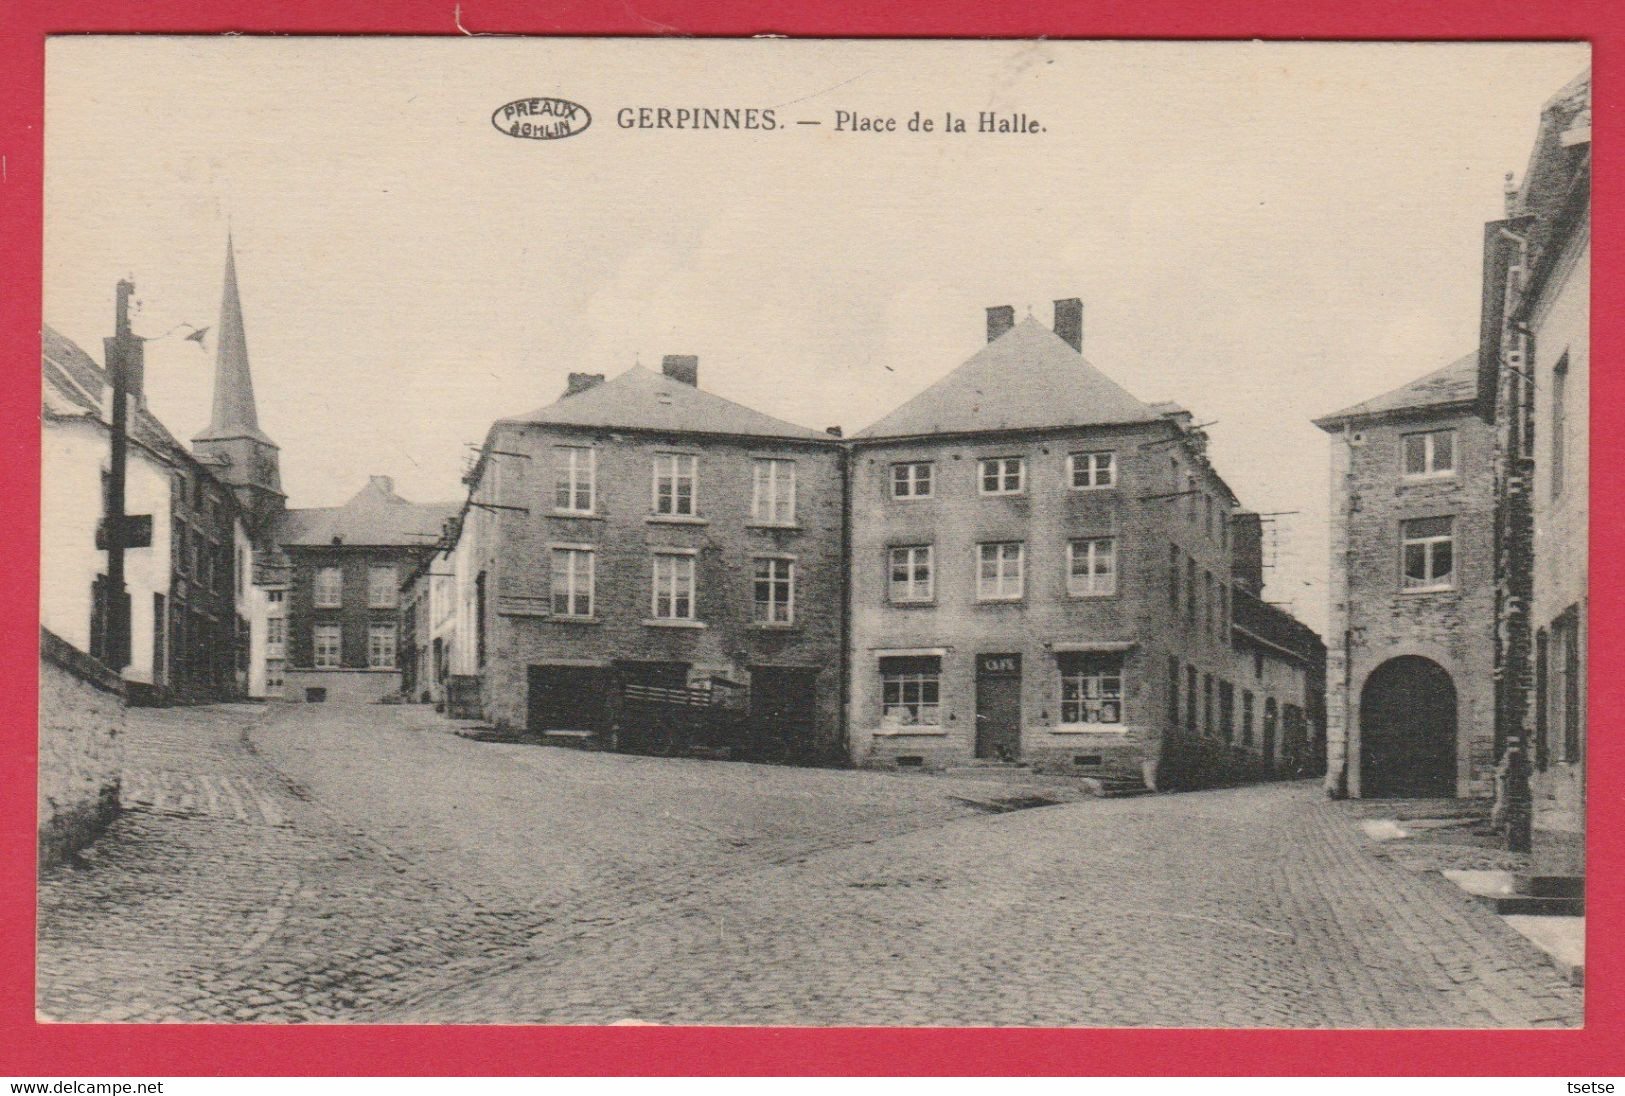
[97,279,141,670]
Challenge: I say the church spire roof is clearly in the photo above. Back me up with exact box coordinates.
[194,234,274,446]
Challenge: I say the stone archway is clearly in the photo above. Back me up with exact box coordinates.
[1359,655,1457,797]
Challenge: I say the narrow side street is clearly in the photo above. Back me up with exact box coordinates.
[37,703,1582,1027]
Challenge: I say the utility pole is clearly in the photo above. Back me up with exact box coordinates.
[96,279,141,670]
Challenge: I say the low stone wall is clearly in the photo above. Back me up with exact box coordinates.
[283,668,401,704]
[39,627,125,869]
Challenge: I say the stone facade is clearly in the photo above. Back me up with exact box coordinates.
[39,627,125,869]
[1318,391,1497,798]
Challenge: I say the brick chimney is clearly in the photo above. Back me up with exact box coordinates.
[661,354,699,387]
[564,372,604,398]
[986,305,1015,343]
[1053,298,1083,352]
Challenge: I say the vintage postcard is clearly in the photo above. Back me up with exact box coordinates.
[37,37,1589,1027]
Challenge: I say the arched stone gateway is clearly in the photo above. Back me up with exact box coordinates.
[1360,655,1457,797]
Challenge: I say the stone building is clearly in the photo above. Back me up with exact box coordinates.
[847,301,1322,787]
[269,477,455,703]
[449,356,847,761]
[1478,69,1589,871]
[1315,354,1497,798]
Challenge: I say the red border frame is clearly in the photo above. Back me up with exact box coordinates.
[1,0,1618,1076]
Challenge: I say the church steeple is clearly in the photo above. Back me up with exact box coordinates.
[192,234,284,530]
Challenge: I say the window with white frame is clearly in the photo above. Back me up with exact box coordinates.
[1059,653,1125,726]
[880,655,941,727]
[264,660,285,689]
[554,445,596,513]
[266,616,286,658]
[888,545,934,603]
[267,589,285,606]
[1401,516,1455,591]
[751,459,797,525]
[977,542,1025,601]
[1068,537,1117,596]
[652,453,697,516]
[313,624,341,669]
[367,622,397,669]
[550,547,594,617]
[651,553,696,619]
[314,567,343,609]
[1069,451,1116,489]
[1402,429,1456,478]
[891,461,933,499]
[753,557,795,623]
[367,565,398,609]
[979,456,1025,495]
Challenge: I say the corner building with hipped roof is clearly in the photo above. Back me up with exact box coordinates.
[451,356,848,762]
[848,301,1324,788]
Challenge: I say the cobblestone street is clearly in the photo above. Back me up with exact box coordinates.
[37,703,1582,1026]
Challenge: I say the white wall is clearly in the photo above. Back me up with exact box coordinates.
[40,411,173,684]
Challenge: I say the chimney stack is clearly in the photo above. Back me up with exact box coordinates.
[825,425,843,438]
[986,305,1015,343]
[564,371,605,398]
[661,354,699,387]
[1053,298,1083,352]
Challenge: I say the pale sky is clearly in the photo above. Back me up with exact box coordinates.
[43,37,1590,632]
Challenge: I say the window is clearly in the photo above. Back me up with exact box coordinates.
[313,624,341,669]
[367,622,396,669]
[314,567,343,608]
[265,660,285,689]
[1059,653,1124,726]
[266,616,286,657]
[267,589,285,606]
[1069,451,1116,489]
[752,557,795,623]
[550,548,594,618]
[752,459,797,525]
[1202,571,1214,633]
[1402,429,1456,478]
[881,656,941,727]
[976,542,1024,601]
[1550,608,1582,762]
[652,453,697,516]
[1169,546,1181,610]
[1203,673,1214,737]
[1168,657,1180,727]
[1217,584,1229,641]
[554,445,596,513]
[1241,690,1255,747]
[889,545,934,603]
[368,565,398,609]
[1185,558,1197,621]
[1551,354,1569,496]
[891,462,933,499]
[1401,516,1455,591]
[1219,680,1235,743]
[979,456,1025,495]
[1185,666,1198,734]
[1068,537,1116,596]
[651,553,696,619]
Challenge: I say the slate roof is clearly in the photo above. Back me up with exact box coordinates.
[857,317,1163,439]
[500,364,834,442]
[1313,352,1479,430]
[41,324,193,463]
[272,477,459,548]
[195,235,275,447]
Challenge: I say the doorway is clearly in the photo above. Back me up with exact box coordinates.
[975,653,1022,761]
[1359,656,1457,797]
